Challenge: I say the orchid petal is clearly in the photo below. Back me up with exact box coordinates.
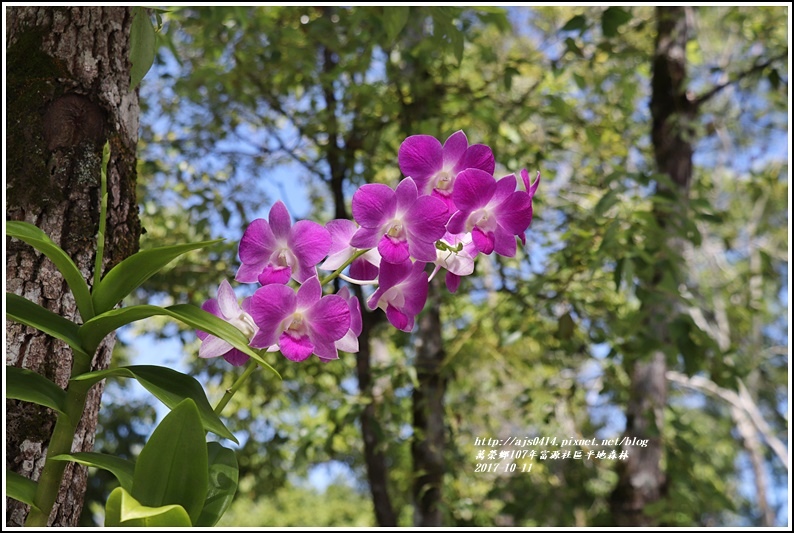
[398,135,443,181]
[461,144,495,175]
[472,226,495,255]
[279,333,314,362]
[257,265,292,286]
[296,276,321,310]
[222,349,250,367]
[199,335,233,359]
[306,294,350,344]
[378,235,411,264]
[268,201,292,240]
[216,280,240,318]
[386,303,412,332]
[442,130,468,168]
[453,169,495,213]
[238,218,276,264]
[352,184,396,228]
[249,284,296,348]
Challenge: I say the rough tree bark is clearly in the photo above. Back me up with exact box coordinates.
[610,6,693,526]
[5,6,141,526]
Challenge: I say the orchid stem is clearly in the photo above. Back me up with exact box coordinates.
[213,358,259,416]
[319,248,371,286]
[93,142,110,290]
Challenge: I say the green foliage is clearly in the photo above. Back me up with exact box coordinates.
[73,366,236,442]
[218,479,375,527]
[51,453,135,493]
[105,487,193,527]
[196,442,239,527]
[130,7,158,90]
[131,398,208,524]
[5,471,40,512]
[5,366,68,416]
[92,239,223,315]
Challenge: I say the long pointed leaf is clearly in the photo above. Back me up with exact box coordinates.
[6,221,94,320]
[5,366,67,416]
[6,293,90,366]
[71,365,237,443]
[132,399,208,525]
[92,239,223,315]
[78,303,279,378]
[5,471,41,511]
[50,452,134,492]
[105,487,192,527]
[195,442,239,527]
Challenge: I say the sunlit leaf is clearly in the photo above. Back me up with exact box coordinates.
[6,470,41,511]
[5,293,91,366]
[601,6,632,38]
[132,399,208,525]
[5,366,67,416]
[50,452,134,492]
[105,487,192,527]
[195,442,239,527]
[92,239,223,315]
[130,7,157,90]
[71,365,237,443]
[78,303,279,378]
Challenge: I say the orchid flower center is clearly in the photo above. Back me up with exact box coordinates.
[285,312,308,337]
[467,208,496,233]
[433,169,454,193]
[386,221,405,239]
[229,311,257,339]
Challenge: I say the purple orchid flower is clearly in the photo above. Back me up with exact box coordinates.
[197,280,257,367]
[447,169,534,257]
[248,276,350,362]
[350,178,448,264]
[236,201,331,286]
[367,260,429,332]
[319,218,381,281]
[398,130,495,214]
[430,232,478,293]
[331,286,363,357]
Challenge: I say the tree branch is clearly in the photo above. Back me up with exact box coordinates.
[692,51,787,109]
[666,371,788,470]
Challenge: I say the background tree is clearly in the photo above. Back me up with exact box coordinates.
[5,6,142,526]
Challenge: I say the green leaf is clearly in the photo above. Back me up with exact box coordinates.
[6,293,90,366]
[91,239,222,315]
[601,6,632,38]
[6,221,94,320]
[78,303,279,378]
[561,14,587,32]
[6,470,41,511]
[195,442,239,527]
[105,487,193,527]
[71,365,238,443]
[132,399,208,525]
[383,6,409,43]
[594,188,621,217]
[130,7,157,90]
[5,366,67,416]
[50,452,134,492]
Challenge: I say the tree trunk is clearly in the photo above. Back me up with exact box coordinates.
[411,284,447,526]
[5,6,141,526]
[610,6,694,526]
[356,311,399,527]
